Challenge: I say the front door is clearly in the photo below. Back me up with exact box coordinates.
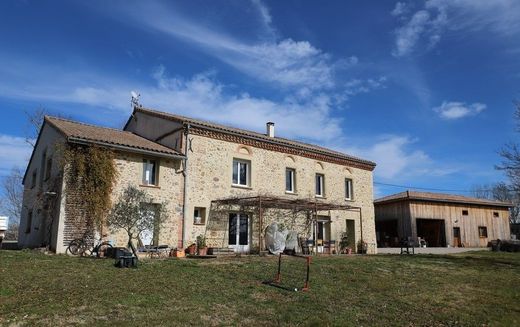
[228,213,250,253]
[453,227,461,247]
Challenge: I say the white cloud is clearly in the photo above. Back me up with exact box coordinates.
[95,1,353,92]
[392,0,520,57]
[433,101,486,119]
[0,135,33,177]
[344,136,430,179]
[391,2,410,17]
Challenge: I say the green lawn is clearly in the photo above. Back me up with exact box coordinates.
[1,250,519,326]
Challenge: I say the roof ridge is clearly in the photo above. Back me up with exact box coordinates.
[134,106,376,166]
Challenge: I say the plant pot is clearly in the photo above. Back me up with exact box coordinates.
[345,247,352,255]
[173,249,185,258]
[187,244,197,255]
[198,247,208,256]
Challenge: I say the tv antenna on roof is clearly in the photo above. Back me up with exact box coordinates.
[131,91,141,108]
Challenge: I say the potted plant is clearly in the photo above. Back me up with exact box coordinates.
[196,235,208,256]
[186,243,197,255]
[339,232,350,254]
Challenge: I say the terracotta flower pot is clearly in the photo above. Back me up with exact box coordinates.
[187,244,197,255]
[198,247,208,256]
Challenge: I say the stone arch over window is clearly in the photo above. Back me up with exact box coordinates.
[285,155,296,164]
[236,145,252,156]
[344,167,353,174]
[315,162,324,170]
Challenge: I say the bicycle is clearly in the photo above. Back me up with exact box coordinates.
[67,233,113,257]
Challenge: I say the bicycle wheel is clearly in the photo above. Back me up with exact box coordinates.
[96,242,113,258]
[67,239,83,256]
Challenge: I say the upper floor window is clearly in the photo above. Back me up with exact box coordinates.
[462,210,469,216]
[345,178,353,200]
[142,159,158,186]
[39,151,47,187]
[315,173,324,197]
[232,159,250,186]
[31,169,37,189]
[44,157,53,181]
[493,212,499,218]
[286,168,295,193]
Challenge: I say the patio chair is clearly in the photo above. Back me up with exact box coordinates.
[400,237,415,255]
[324,240,336,254]
[299,237,310,255]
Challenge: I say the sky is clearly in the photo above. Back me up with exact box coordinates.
[0,0,519,198]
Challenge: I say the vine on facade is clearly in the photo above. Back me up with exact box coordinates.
[64,145,118,235]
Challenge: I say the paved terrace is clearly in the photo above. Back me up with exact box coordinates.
[377,247,491,254]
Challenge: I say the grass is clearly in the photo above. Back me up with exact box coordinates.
[1,250,520,326]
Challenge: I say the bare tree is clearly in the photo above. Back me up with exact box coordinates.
[106,185,167,256]
[472,182,519,224]
[0,168,24,240]
[24,107,47,147]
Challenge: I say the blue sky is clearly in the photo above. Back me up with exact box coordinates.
[0,0,519,197]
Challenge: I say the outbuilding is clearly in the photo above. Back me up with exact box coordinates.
[375,191,511,248]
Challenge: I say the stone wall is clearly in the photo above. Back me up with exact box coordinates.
[184,133,376,253]
[105,152,184,249]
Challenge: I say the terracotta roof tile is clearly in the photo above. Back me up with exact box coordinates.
[45,116,182,157]
[133,107,376,168]
[374,190,512,207]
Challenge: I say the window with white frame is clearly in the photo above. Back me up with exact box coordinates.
[315,173,324,197]
[345,178,353,200]
[194,207,206,225]
[232,159,250,186]
[142,159,158,185]
[286,168,295,193]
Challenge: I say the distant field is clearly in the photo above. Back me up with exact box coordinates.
[1,250,519,326]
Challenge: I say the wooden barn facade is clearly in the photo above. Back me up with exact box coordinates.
[375,191,512,248]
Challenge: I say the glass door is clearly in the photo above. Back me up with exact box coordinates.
[228,213,250,253]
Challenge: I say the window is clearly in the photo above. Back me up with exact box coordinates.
[39,151,46,187]
[462,210,469,216]
[493,212,499,218]
[194,207,206,225]
[345,178,353,200]
[285,168,295,193]
[478,226,488,238]
[44,157,53,181]
[232,159,250,186]
[142,159,158,185]
[31,169,37,189]
[315,174,324,197]
[25,210,33,234]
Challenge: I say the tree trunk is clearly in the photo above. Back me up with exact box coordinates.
[127,234,137,257]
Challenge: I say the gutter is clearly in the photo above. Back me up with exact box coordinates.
[181,124,191,248]
[67,137,185,160]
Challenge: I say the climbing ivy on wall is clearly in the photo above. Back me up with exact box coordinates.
[64,145,118,235]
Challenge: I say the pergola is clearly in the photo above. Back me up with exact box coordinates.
[210,195,364,254]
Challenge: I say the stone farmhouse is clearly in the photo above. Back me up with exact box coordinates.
[375,191,511,248]
[18,107,377,254]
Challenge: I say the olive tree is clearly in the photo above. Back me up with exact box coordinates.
[106,185,167,256]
